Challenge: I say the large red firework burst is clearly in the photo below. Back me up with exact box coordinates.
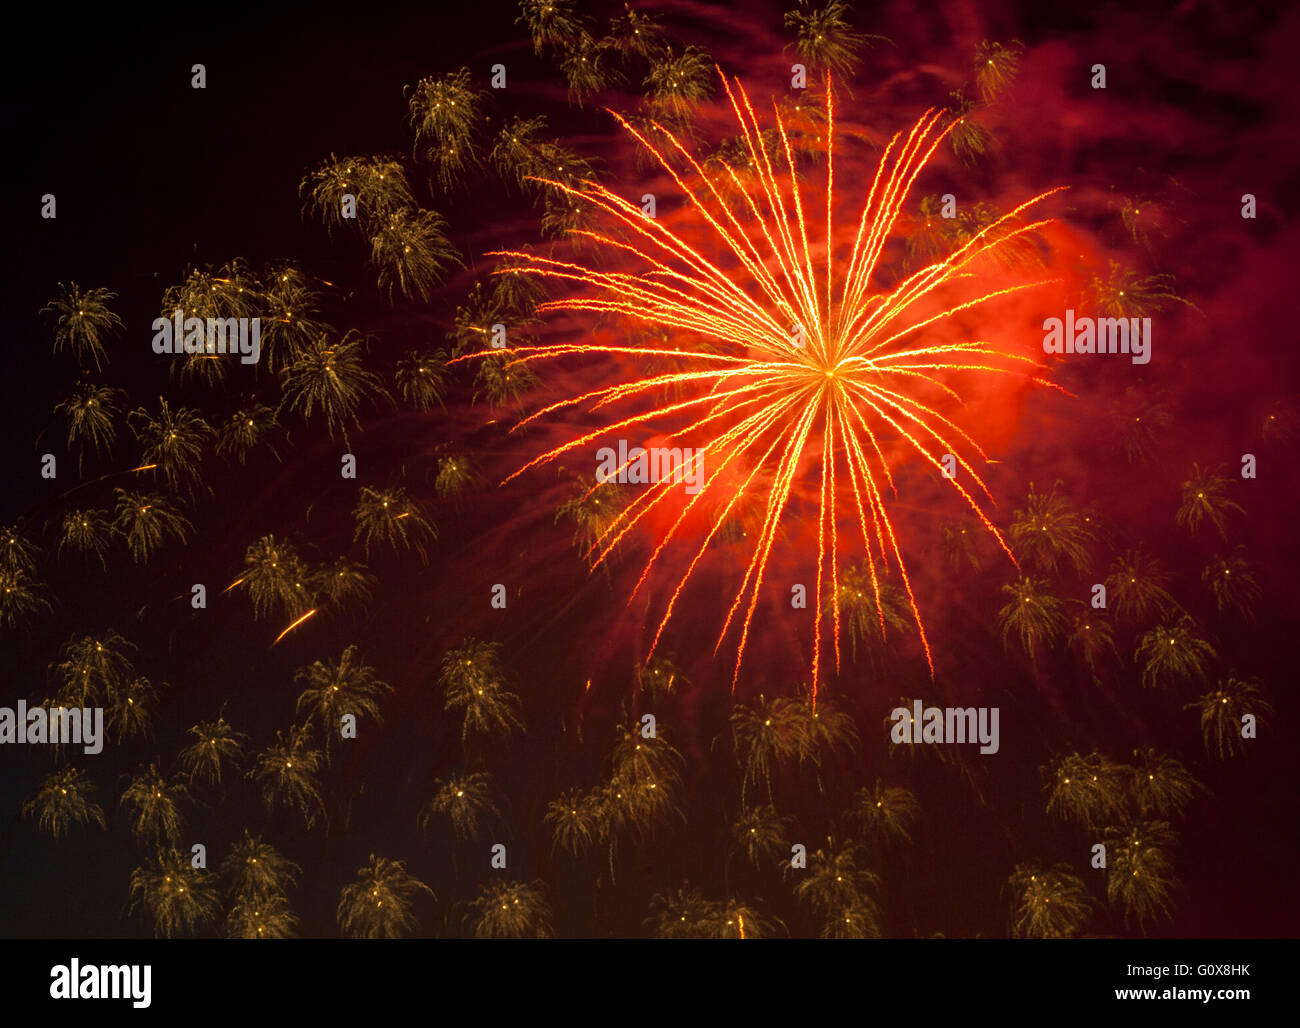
[462,72,1066,700]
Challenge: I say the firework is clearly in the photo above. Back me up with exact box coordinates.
[829,564,913,667]
[1007,864,1091,939]
[731,805,790,869]
[406,68,485,191]
[280,330,390,443]
[517,0,588,56]
[998,576,1067,657]
[1085,260,1195,318]
[646,886,773,939]
[53,630,136,707]
[439,637,525,744]
[301,155,415,237]
[353,486,437,563]
[226,892,299,939]
[22,767,107,841]
[1043,751,1128,828]
[973,40,1025,102]
[790,687,858,771]
[336,855,434,939]
[127,399,213,494]
[1202,549,1262,620]
[1009,481,1095,575]
[792,839,882,936]
[637,654,687,701]
[648,884,721,939]
[1130,748,1201,817]
[250,725,325,829]
[1103,821,1177,929]
[941,519,977,574]
[128,849,219,938]
[1260,400,1296,442]
[1108,384,1172,462]
[259,266,330,373]
[313,557,378,614]
[420,772,499,841]
[1066,608,1117,678]
[605,3,664,59]
[394,348,450,410]
[463,72,1063,693]
[119,764,188,849]
[644,46,713,126]
[368,206,461,303]
[1177,463,1245,540]
[55,382,124,466]
[598,769,682,842]
[1188,677,1273,760]
[848,779,920,846]
[221,831,301,900]
[0,565,51,630]
[561,32,619,106]
[467,880,553,938]
[946,91,993,166]
[294,645,390,741]
[783,0,890,79]
[216,403,282,464]
[490,118,595,204]
[730,693,804,804]
[910,196,1044,273]
[0,524,39,574]
[447,280,538,357]
[1136,616,1215,689]
[229,535,314,622]
[177,713,248,785]
[544,788,603,856]
[490,249,549,314]
[610,722,684,789]
[433,453,480,499]
[1106,547,1175,623]
[554,474,635,568]
[42,283,124,371]
[106,675,159,742]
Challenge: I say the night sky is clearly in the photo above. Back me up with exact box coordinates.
[2,0,1297,939]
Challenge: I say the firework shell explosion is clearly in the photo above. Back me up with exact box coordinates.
[1,0,1296,966]
[461,72,1071,694]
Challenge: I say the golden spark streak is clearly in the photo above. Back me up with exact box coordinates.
[465,71,1061,698]
[272,608,317,646]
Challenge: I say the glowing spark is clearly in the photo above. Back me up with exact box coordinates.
[272,608,317,646]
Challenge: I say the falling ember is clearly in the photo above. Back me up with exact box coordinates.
[457,71,1066,699]
[272,608,318,646]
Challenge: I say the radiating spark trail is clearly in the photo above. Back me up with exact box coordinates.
[272,608,317,646]
[457,71,1063,699]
